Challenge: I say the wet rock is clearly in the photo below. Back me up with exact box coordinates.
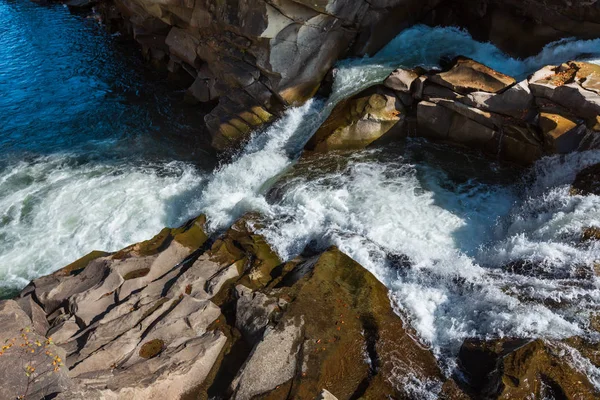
[262,247,446,399]
[103,0,448,150]
[429,57,516,95]
[8,215,455,399]
[582,227,600,243]
[423,0,600,58]
[306,86,406,152]
[458,338,599,399]
[571,163,600,196]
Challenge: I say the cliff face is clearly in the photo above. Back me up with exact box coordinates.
[100,0,600,150]
[102,0,443,149]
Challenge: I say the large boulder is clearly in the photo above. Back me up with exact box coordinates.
[229,247,452,399]
[305,86,406,152]
[6,212,463,399]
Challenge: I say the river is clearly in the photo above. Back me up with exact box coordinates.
[2,0,600,382]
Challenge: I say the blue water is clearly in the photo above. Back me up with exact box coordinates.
[0,1,214,294]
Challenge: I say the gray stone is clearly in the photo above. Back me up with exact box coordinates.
[235,285,279,343]
[231,317,304,400]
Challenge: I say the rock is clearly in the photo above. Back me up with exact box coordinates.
[15,295,50,336]
[582,227,600,243]
[462,80,534,120]
[235,285,279,343]
[102,0,451,150]
[0,300,71,400]
[571,163,600,196]
[383,68,423,93]
[423,0,600,58]
[416,100,501,155]
[261,247,445,399]
[306,86,406,152]
[429,57,516,95]
[530,62,600,122]
[539,112,587,154]
[318,389,339,400]
[458,338,599,399]
[230,317,304,400]
[10,215,457,399]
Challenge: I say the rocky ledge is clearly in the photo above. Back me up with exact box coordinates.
[84,0,600,150]
[3,206,600,399]
[308,57,600,164]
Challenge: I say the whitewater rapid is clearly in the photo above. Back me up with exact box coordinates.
[187,25,600,374]
[2,16,600,384]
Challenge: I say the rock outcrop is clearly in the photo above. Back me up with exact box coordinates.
[1,214,460,399]
[308,57,600,164]
[95,0,600,151]
[99,0,445,150]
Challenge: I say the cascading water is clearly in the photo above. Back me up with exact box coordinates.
[2,1,600,388]
[0,1,213,295]
[187,25,600,382]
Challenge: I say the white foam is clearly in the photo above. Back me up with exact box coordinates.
[0,155,204,291]
[185,26,600,361]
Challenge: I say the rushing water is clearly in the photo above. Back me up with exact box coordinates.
[3,0,600,387]
[0,0,214,294]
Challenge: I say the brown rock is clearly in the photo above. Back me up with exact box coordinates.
[459,338,599,399]
[306,86,405,152]
[539,112,587,154]
[429,57,516,95]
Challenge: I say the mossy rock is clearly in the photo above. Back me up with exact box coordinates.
[56,250,111,276]
[172,215,209,249]
[269,247,443,399]
[213,214,282,289]
[113,215,208,259]
[123,268,151,280]
[459,338,599,399]
[139,339,164,359]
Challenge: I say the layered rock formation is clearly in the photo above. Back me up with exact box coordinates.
[1,214,462,399]
[5,209,600,398]
[92,0,600,151]
[309,58,600,164]
[99,0,444,149]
